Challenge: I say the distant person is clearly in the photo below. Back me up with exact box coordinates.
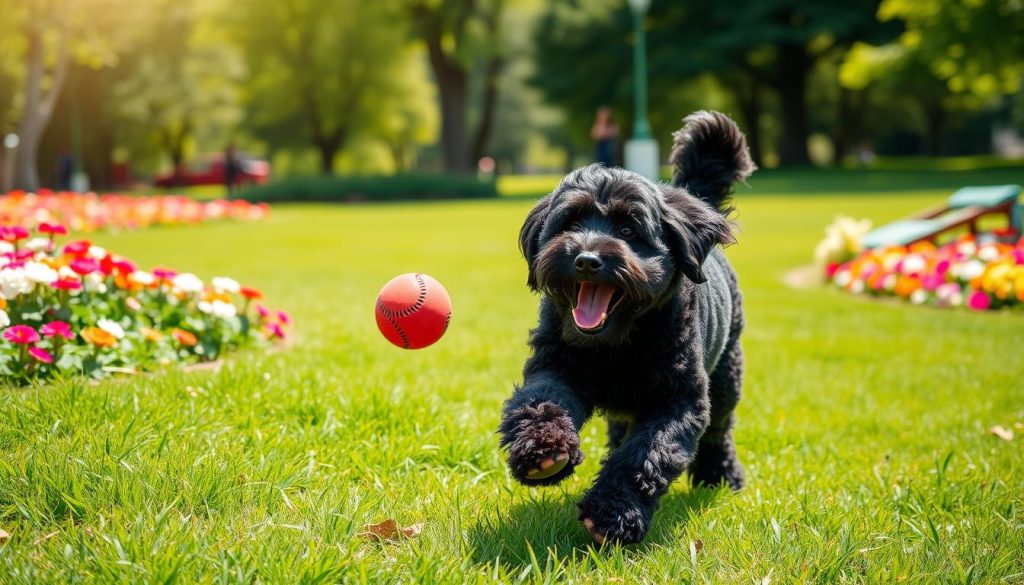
[590,106,619,167]
[58,152,74,192]
[224,142,241,195]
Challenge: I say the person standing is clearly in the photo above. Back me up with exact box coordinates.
[224,142,241,196]
[590,106,619,167]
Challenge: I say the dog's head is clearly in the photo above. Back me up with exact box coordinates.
[520,164,733,345]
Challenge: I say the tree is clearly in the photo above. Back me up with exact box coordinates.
[4,0,137,191]
[406,0,507,174]
[531,0,896,167]
[234,0,408,174]
[113,0,243,172]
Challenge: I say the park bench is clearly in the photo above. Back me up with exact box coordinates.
[861,184,1023,248]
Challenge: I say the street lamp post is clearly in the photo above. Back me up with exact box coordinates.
[624,0,659,182]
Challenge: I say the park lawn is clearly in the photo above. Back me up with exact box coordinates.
[1,178,1023,583]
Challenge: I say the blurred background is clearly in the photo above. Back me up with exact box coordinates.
[0,0,1021,196]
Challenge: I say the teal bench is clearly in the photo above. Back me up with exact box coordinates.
[862,184,1022,249]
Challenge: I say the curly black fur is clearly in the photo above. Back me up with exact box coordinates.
[499,111,753,544]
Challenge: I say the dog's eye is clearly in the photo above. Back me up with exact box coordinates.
[619,226,636,239]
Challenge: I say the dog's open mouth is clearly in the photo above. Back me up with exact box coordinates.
[572,282,623,332]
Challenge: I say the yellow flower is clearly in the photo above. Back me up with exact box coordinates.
[140,327,164,342]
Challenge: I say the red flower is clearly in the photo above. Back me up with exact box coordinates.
[172,328,198,347]
[28,346,54,364]
[70,258,99,275]
[3,325,40,344]
[51,277,82,291]
[63,240,92,257]
[38,222,67,236]
[40,321,74,340]
[240,287,263,300]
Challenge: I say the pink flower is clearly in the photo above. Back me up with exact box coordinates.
[153,267,177,280]
[70,258,99,275]
[38,222,68,236]
[0,226,30,243]
[255,304,269,319]
[276,310,290,325]
[28,346,54,364]
[268,323,285,339]
[967,290,991,311]
[40,321,74,340]
[3,325,40,344]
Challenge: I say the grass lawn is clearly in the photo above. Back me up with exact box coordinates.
[2,173,1023,583]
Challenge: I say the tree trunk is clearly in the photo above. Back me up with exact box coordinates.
[736,78,763,167]
[774,43,812,166]
[431,57,470,174]
[13,26,70,191]
[924,103,945,156]
[470,56,504,165]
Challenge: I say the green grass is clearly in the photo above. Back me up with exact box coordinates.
[2,173,1023,583]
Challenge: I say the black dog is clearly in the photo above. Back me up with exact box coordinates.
[498,111,755,544]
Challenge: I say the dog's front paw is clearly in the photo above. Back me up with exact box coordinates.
[499,401,583,486]
[577,488,654,545]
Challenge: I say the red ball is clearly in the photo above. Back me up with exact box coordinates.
[375,273,452,349]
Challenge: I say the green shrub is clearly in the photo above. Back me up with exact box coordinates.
[232,174,498,203]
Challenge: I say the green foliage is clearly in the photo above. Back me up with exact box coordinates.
[1,172,1023,580]
[232,173,498,203]
[876,0,1024,97]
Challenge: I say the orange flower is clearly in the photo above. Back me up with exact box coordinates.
[140,327,164,342]
[172,328,198,347]
[203,291,232,303]
[81,326,117,347]
[240,287,263,300]
[0,296,6,310]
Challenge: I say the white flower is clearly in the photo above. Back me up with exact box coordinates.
[211,276,240,294]
[0,267,33,299]
[87,245,107,260]
[0,242,13,255]
[25,237,53,253]
[199,299,237,319]
[950,292,964,307]
[977,245,1000,262]
[850,279,865,294]
[97,318,126,339]
[84,272,107,293]
[0,309,9,328]
[130,270,155,286]
[882,274,898,291]
[834,270,852,287]
[910,289,928,305]
[814,215,873,267]
[959,259,986,281]
[24,261,58,285]
[172,273,204,294]
[901,254,926,276]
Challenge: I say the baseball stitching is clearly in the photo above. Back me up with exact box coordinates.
[379,273,432,348]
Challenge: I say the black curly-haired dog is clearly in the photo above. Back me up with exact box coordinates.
[498,111,755,545]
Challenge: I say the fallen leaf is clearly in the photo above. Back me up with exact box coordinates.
[990,425,1014,441]
[0,528,10,542]
[362,519,423,542]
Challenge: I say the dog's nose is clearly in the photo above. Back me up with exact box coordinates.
[574,252,603,273]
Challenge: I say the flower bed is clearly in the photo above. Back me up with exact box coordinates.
[0,190,270,233]
[1,222,289,384]
[827,231,1024,310]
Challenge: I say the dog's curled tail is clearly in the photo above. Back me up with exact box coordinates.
[669,110,756,214]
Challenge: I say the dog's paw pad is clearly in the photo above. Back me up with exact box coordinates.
[577,493,651,545]
[500,401,583,486]
[526,452,569,480]
[582,518,605,545]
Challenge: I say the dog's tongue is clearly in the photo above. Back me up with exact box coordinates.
[573,282,615,330]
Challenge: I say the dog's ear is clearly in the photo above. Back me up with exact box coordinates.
[519,194,551,290]
[660,186,735,284]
